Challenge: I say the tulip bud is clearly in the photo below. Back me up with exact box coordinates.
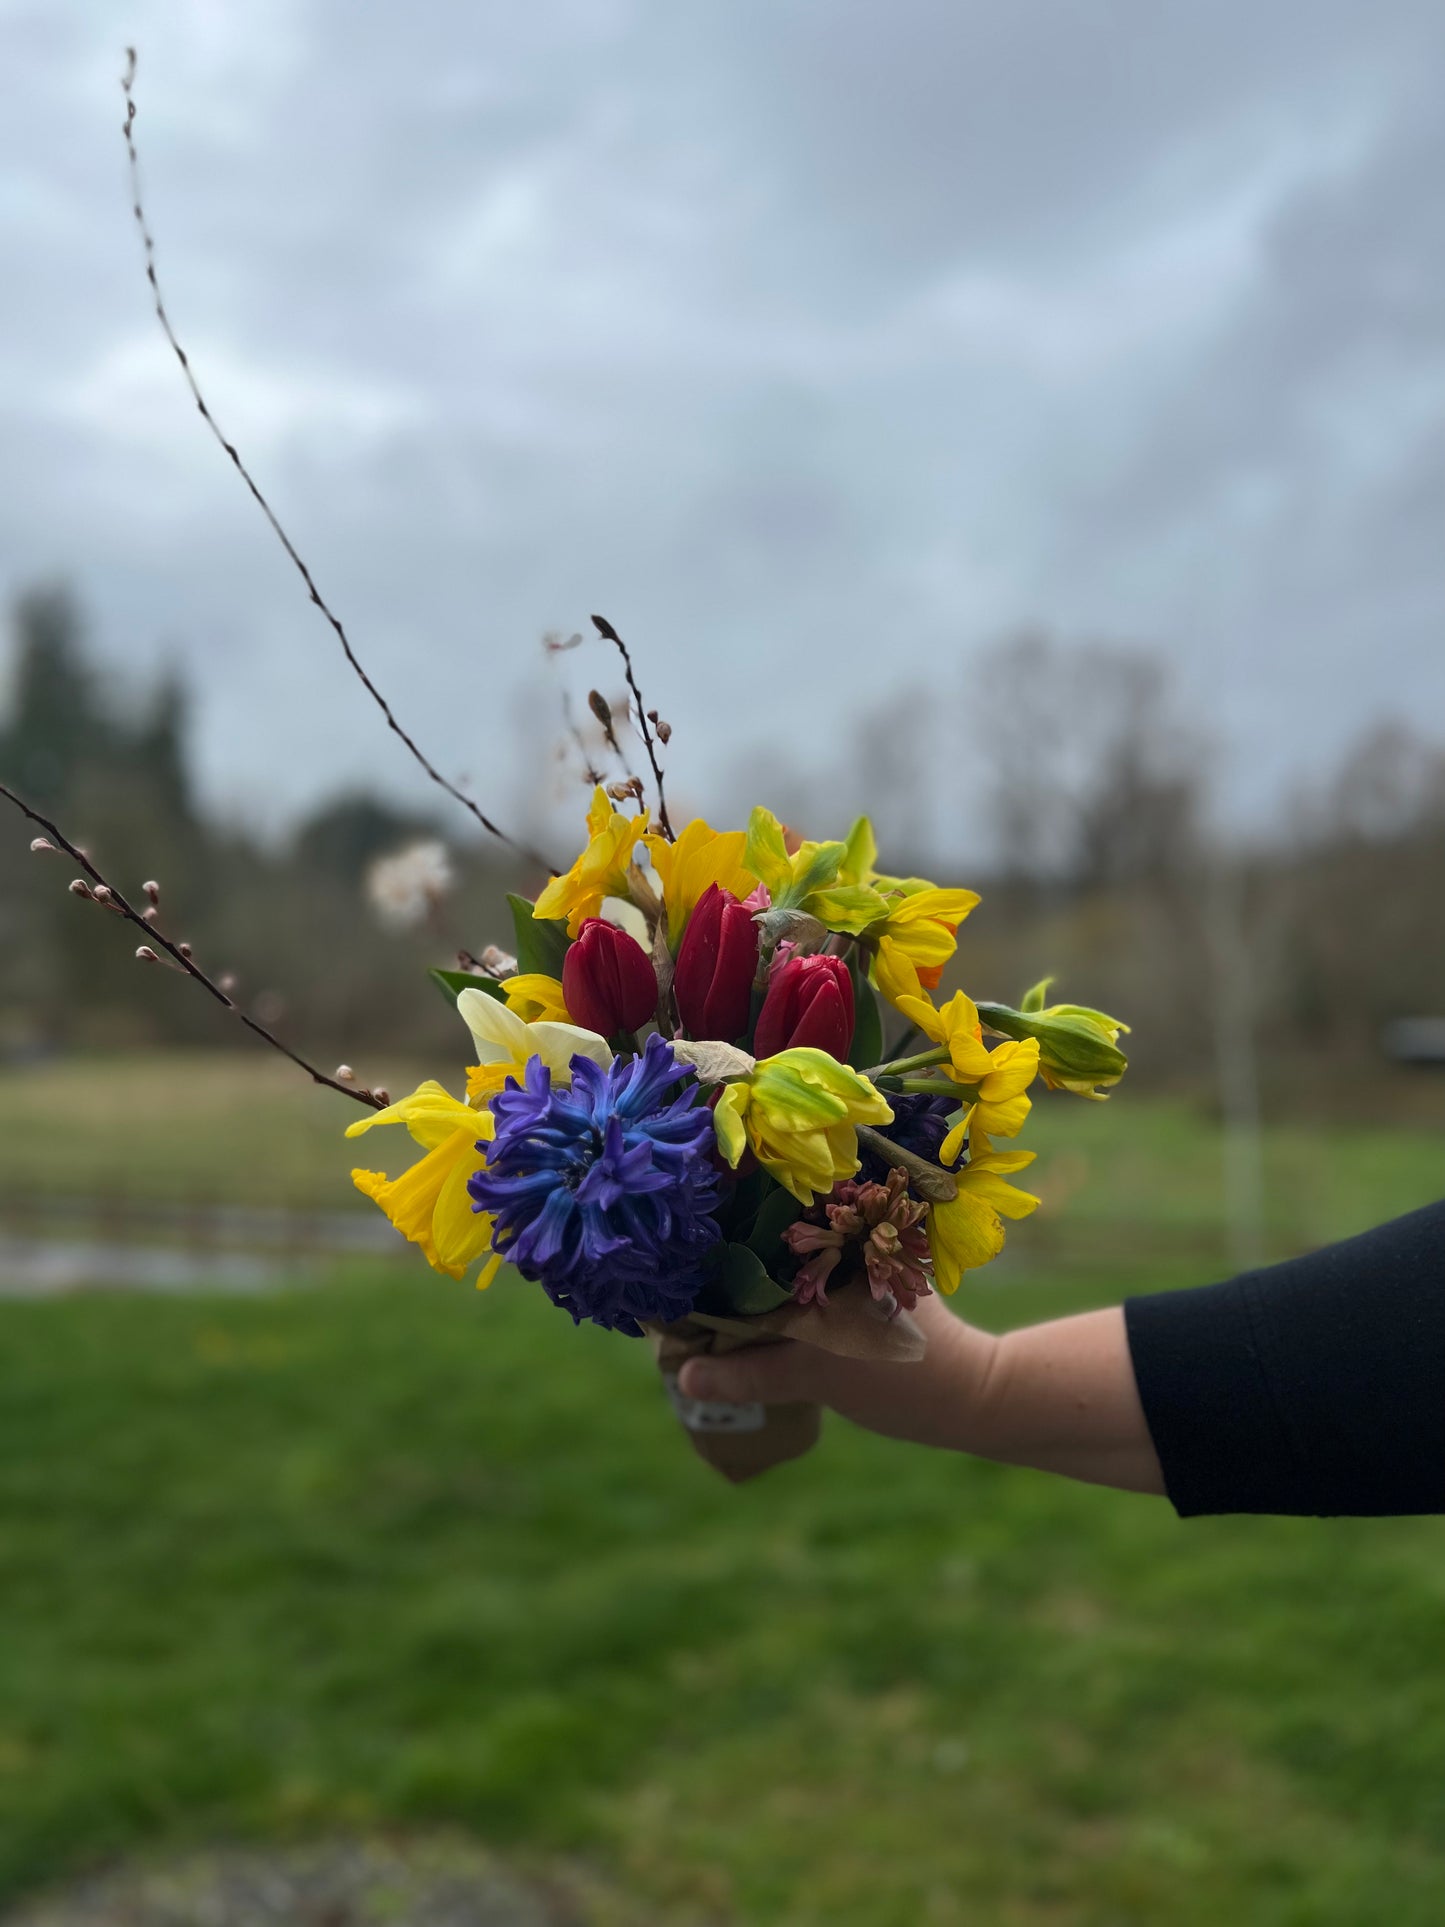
[562,916,658,1038]
[673,882,759,1043]
[975,993,1129,1098]
[753,954,855,1060]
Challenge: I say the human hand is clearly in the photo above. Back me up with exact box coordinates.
[678,1293,999,1453]
[678,1294,1164,1493]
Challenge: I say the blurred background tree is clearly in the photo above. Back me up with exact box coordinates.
[0,587,529,1059]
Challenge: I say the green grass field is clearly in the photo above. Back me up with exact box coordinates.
[1,1052,1443,1923]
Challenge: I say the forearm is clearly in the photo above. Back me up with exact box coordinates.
[966,1309,1165,1494]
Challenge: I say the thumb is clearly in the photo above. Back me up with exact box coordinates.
[678,1341,822,1406]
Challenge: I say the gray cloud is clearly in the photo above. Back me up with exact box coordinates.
[1,0,1442,860]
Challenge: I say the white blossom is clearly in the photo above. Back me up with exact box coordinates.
[365,839,454,930]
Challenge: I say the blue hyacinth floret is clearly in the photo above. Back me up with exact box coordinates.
[468,1032,724,1335]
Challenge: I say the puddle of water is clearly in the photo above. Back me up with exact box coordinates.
[0,1237,292,1297]
[0,1198,410,1297]
[0,1197,396,1252]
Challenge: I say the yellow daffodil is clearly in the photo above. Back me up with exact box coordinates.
[873,933,925,1007]
[943,1040,1041,1147]
[500,974,570,1024]
[927,1130,1039,1293]
[898,987,1040,1139]
[642,817,755,945]
[457,986,611,1100]
[867,882,980,993]
[833,817,980,1003]
[533,788,649,935]
[347,1081,501,1283]
[744,806,888,933]
[713,1047,893,1204]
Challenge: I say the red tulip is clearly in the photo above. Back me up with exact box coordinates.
[753,953,855,1060]
[562,917,658,1037]
[673,882,759,1042]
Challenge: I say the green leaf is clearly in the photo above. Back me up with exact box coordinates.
[847,958,884,1072]
[430,968,507,1008]
[746,1183,805,1260]
[507,894,571,978]
[709,1241,794,1316]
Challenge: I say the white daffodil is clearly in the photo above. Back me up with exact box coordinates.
[456,985,612,1100]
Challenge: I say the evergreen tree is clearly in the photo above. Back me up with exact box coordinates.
[0,587,104,806]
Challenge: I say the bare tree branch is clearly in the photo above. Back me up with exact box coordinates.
[120,48,558,875]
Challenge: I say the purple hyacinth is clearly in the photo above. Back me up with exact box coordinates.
[467,1032,724,1336]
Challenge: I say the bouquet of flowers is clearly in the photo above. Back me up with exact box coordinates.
[346,785,1130,1480]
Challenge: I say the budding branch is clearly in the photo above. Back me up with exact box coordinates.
[2,779,383,1111]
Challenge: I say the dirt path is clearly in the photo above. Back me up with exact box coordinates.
[6,1837,654,1927]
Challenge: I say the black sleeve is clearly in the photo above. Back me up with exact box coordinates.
[1124,1199,1445,1517]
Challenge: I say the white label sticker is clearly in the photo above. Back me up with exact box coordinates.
[662,1371,766,1434]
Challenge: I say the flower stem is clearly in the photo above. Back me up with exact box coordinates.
[854,1127,958,1203]
[865,1045,948,1079]
[889,1076,974,1097]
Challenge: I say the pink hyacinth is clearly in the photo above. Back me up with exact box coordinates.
[781,1167,934,1316]
[782,1218,847,1305]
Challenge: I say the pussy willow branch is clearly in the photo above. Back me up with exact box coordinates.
[120,48,557,876]
[608,710,641,787]
[1,780,382,1111]
[586,687,641,789]
[590,614,674,838]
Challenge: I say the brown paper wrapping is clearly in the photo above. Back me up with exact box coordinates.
[645,1291,927,1484]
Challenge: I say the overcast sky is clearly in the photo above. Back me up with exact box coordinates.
[3,0,1443,863]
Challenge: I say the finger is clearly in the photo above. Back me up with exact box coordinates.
[678,1342,822,1406]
